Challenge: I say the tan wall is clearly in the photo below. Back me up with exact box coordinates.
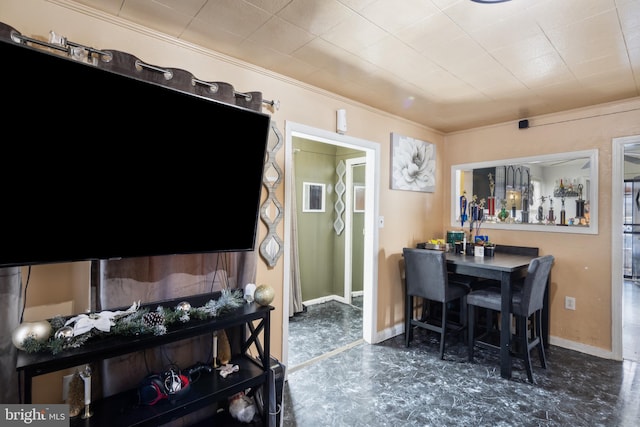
[5,0,640,371]
[444,101,640,351]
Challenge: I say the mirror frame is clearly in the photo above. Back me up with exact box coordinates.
[450,149,598,234]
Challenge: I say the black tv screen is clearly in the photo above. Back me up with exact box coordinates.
[0,31,270,267]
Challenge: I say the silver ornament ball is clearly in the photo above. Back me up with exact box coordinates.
[55,326,74,340]
[176,301,191,312]
[254,284,275,306]
[12,321,52,350]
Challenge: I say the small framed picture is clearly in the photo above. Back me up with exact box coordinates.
[302,182,326,212]
[354,185,365,213]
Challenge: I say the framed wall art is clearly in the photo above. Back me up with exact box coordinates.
[390,132,436,192]
[302,182,326,212]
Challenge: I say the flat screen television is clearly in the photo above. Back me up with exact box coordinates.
[0,29,270,267]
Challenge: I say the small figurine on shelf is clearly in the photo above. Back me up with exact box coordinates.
[560,196,567,225]
[487,173,496,219]
[478,197,486,222]
[521,184,530,223]
[460,191,468,227]
[547,197,555,225]
[80,364,92,419]
[575,183,586,222]
[497,198,510,222]
[536,196,546,224]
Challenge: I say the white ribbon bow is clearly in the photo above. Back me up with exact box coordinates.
[65,301,140,336]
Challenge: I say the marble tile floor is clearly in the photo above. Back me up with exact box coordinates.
[624,280,640,362]
[283,296,640,427]
[287,298,363,370]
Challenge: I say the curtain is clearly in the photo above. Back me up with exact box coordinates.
[0,267,21,403]
[289,156,304,316]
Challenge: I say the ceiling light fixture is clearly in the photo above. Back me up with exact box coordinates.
[471,0,512,3]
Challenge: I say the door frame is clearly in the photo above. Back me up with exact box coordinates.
[344,157,367,304]
[282,121,380,371]
[612,134,640,360]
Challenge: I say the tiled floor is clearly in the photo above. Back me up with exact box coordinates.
[624,280,640,362]
[283,289,640,426]
[287,298,363,370]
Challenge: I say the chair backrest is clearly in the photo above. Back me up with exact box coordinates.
[402,248,448,302]
[494,245,539,257]
[517,255,554,316]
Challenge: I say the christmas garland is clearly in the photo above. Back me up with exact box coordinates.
[21,289,246,355]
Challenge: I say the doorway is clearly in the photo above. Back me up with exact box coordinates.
[612,134,640,362]
[282,121,380,372]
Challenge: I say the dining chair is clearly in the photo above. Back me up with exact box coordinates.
[467,255,555,383]
[402,248,471,359]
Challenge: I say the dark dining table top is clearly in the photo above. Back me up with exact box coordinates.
[445,252,535,272]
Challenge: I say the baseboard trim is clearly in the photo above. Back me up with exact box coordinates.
[375,323,620,361]
[549,336,618,360]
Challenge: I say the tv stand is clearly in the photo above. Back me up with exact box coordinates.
[16,292,273,426]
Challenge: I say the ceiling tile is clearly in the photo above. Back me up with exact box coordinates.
[246,0,292,14]
[195,0,272,39]
[277,0,353,35]
[247,15,315,54]
[359,0,440,34]
[532,0,616,32]
[119,0,192,37]
[570,53,634,79]
[182,18,244,54]
[320,10,388,53]
[154,0,208,17]
[395,12,466,54]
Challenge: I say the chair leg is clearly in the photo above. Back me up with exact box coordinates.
[405,295,412,347]
[468,304,475,362]
[439,302,447,359]
[535,311,547,369]
[460,297,468,345]
[518,315,534,383]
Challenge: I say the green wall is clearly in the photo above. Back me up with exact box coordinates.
[293,138,365,302]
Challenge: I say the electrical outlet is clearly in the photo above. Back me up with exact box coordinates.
[565,296,576,310]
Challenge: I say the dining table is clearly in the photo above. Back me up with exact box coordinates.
[445,251,540,379]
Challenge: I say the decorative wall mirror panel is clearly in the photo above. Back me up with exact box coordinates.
[259,120,284,267]
[451,149,598,234]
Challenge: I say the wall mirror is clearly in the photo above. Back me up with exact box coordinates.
[451,149,598,234]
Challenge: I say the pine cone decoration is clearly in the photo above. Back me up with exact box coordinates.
[143,311,164,327]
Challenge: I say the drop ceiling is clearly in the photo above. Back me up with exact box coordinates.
[66,0,640,133]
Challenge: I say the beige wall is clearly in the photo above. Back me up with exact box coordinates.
[444,101,640,352]
[4,0,640,371]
